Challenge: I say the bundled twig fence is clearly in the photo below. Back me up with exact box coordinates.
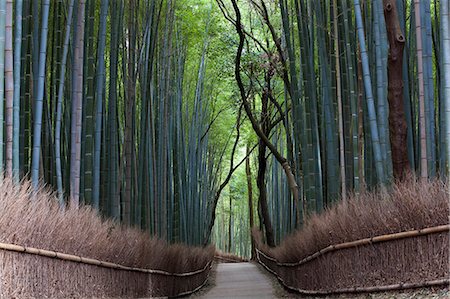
[0,178,214,298]
[0,242,212,298]
[256,225,449,294]
[254,178,449,295]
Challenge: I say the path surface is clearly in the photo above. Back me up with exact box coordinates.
[200,262,276,298]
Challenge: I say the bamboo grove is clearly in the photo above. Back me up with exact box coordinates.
[212,0,450,253]
[0,0,224,246]
[0,0,449,256]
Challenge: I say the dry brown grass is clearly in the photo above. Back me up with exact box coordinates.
[0,178,214,298]
[254,176,449,293]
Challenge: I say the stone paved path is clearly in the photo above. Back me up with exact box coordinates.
[200,262,276,298]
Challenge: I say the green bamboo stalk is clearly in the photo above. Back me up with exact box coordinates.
[12,0,22,182]
[414,0,428,179]
[442,0,450,171]
[123,0,137,225]
[0,0,5,175]
[92,0,109,210]
[374,0,390,181]
[354,0,386,185]
[5,0,13,177]
[333,0,346,200]
[69,0,85,207]
[31,0,50,189]
[82,0,97,205]
[108,0,121,219]
[420,0,435,177]
[20,0,32,175]
[55,0,75,205]
[341,0,360,191]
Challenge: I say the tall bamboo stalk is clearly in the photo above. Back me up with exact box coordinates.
[354,0,386,185]
[55,0,75,205]
[12,0,22,182]
[0,0,6,175]
[442,0,450,169]
[31,0,50,189]
[5,0,13,177]
[333,0,346,200]
[414,0,428,179]
[69,0,85,207]
[92,0,109,210]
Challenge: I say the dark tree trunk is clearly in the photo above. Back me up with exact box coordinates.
[257,82,275,247]
[228,194,232,252]
[246,145,256,259]
[383,0,410,180]
[257,140,274,247]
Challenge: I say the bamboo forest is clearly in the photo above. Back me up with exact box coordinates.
[0,0,449,298]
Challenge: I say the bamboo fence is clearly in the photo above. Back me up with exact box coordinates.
[256,225,450,294]
[0,241,213,298]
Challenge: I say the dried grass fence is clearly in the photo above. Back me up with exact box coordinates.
[0,178,214,298]
[254,177,450,295]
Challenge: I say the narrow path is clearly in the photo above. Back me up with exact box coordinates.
[200,262,276,298]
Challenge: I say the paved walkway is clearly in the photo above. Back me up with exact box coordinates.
[200,262,276,298]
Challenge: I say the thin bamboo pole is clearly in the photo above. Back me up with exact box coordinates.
[69,0,85,207]
[333,0,346,200]
[12,0,22,182]
[0,0,5,175]
[441,0,450,172]
[414,0,428,179]
[354,0,386,185]
[55,0,75,205]
[31,0,50,189]
[5,0,13,177]
[92,0,109,210]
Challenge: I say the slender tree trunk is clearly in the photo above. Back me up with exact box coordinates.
[442,0,450,169]
[92,0,109,210]
[13,0,22,181]
[383,0,409,180]
[70,0,85,207]
[357,45,366,189]
[414,0,428,179]
[228,194,232,252]
[31,0,50,189]
[257,138,274,247]
[0,0,5,175]
[123,0,136,225]
[245,144,255,259]
[333,0,346,200]
[5,0,13,177]
[354,0,386,185]
[55,0,75,205]
[257,83,275,247]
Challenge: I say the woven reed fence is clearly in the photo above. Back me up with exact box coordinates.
[0,242,212,298]
[256,225,450,295]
